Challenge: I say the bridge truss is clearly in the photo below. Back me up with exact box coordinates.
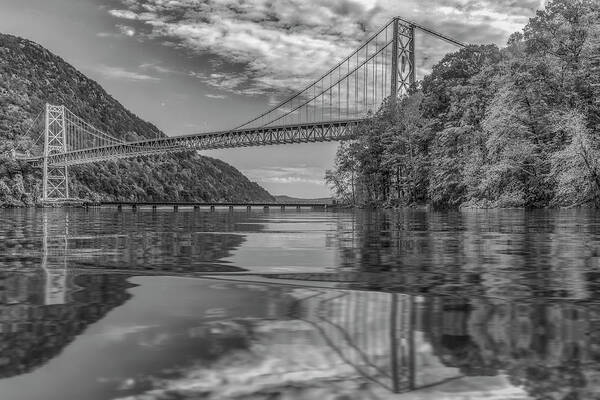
[17,17,465,200]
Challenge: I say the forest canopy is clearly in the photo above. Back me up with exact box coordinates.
[326,0,600,208]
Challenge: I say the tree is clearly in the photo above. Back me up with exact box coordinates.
[550,109,600,206]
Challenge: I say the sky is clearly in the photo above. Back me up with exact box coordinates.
[0,0,546,197]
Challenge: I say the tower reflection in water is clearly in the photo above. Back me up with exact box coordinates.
[0,271,131,379]
[124,285,600,399]
[0,211,131,379]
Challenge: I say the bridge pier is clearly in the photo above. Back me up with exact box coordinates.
[280,205,285,211]
[174,205,178,212]
[296,205,301,211]
[210,205,215,212]
[132,204,137,212]
[229,205,234,212]
[263,205,269,211]
[247,205,251,212]
[152,205,157,212]
[194,205,199,211]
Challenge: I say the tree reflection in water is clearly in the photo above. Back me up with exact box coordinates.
[1,209,600,399]
[0,271,132,378]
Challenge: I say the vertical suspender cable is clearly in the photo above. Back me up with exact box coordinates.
[375,37,378,110]
[364,45,368,113]
[346,59,349,119]
[329,73,332,120]
[355,53,359,117]
[338,66,341,120]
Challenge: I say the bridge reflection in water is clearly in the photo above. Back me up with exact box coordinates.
[3,210,600,398]
[278,290,422,393]
[194,286,600,399]
[2,269,600,398]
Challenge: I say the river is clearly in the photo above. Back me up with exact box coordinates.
[0,207,599,399]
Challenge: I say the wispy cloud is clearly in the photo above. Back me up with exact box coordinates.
[108,9,139,20]
[96,32,116,38]
[117,24,136,37]
[106,0,543,96]
[189,71,267,97]
[95,65,160,81]
[205,93,227,99]
[139,62,176,74]
[243,166,326,186]
[96,24,136,38]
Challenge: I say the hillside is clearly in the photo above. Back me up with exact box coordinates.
[0,33,274,205]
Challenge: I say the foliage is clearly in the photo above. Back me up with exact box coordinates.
[0,33,274,206]
[327,0,600,208]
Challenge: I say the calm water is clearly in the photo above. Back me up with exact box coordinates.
[1,208,600,400]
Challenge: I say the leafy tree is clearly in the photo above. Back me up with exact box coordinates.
[550,109,600,206]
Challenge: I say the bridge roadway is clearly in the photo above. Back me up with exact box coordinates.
[23,119,363,167]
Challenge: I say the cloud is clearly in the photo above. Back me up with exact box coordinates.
[96,24,136,38]
[117,24,136,37]
[108,9,139,20]
[243,166,326,186]
[205,93,228,99]
[107,0,542,97]
[96,32,116,38]
[139,62,176,74]
[189,71,267,97]
[95,65,160,81]
[106,0,379,97]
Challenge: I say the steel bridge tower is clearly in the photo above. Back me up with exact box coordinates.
[42,104,69,201]
[391,18,416,96]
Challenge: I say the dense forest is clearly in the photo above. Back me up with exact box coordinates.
[0,34,274,206]
[326,0,600,208]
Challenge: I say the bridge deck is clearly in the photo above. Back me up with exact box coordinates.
[18,119,364,167]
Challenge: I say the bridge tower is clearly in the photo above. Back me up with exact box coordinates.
[391,18,416,97]
[42,104,69,201]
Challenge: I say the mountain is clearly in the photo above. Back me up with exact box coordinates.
[0,33,275,206]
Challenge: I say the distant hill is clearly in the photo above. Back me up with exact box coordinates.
[0,33,274,205]
[274,195,333,204]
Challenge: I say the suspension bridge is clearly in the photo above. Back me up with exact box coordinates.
[15,17,466,200]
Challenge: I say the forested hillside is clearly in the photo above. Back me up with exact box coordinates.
[327,0,600,208]
[0,34,274,205]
